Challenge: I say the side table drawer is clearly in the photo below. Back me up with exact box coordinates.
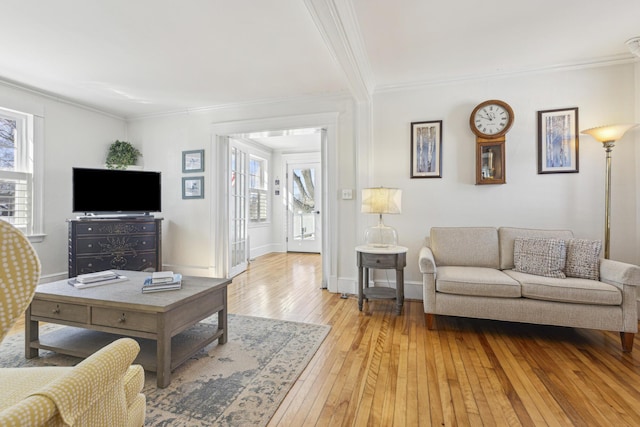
[31,300,88,323]
[92,307,157,333]
[360,253,397,268]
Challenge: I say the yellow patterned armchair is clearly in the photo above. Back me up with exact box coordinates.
[0,220,146,426]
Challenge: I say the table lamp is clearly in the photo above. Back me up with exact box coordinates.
[361,187,402,247]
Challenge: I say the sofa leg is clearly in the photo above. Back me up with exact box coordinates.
[425,313,435,330]
[620,332,634,352]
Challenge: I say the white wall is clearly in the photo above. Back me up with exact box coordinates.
[371,64,638,299]
[0,82,127,281]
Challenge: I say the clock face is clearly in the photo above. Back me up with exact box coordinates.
[470,100,514,138]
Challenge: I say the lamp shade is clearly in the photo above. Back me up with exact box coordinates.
[581,124,639,143]
[361,187,402,214]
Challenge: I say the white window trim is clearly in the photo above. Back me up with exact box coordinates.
[249,155,269,224]
[0,106,44,242]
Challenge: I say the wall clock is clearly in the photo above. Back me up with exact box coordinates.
[469,100,514,185]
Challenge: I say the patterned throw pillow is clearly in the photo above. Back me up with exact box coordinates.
[565,239,601,280]
[513,237,567,278]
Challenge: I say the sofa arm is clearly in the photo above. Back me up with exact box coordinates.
[600,259,640,333]
[0,395,60,426]
[600,258,640,287]
[419,246,436,274]
[31,338,141,426]
[419,247,437,314]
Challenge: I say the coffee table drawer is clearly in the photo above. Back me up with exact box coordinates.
[92,307,157,333]
[31,300,88,323]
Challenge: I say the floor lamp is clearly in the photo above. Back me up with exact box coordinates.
[581,124,639,259]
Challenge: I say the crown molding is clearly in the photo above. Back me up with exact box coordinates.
[304,0,374,103]
[127,91,351,121]
[375,53,637,95]
[0,77,126,120]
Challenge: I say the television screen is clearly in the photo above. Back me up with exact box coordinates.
[72,168,161,214]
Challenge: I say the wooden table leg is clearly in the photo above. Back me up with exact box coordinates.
[395,267,404,315]
[218,297,228,345]
[156,316,172,388]
[25,306,39,359]
[358,266,364,311]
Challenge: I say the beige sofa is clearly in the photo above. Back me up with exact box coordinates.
[418,227,640,351]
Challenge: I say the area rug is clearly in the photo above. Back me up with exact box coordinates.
[0,314,330,426]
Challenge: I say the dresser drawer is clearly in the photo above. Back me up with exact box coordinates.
[75,235,157,255]
[92,307,157,333]
[75,221,157,236]
[359,253,398,268]
[31,300,88,323]
[76,254,157,274]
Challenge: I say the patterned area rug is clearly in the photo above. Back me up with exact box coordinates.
[0,314,330,426]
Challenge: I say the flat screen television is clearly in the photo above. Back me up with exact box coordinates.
[72,167,161,215]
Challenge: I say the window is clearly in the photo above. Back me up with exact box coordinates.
[0,107,35,234]
[249,156,268,222]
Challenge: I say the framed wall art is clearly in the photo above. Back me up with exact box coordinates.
[411,120,442,178]
[182,149,204,173]
[537,108,579,174]
[182,176,204,199]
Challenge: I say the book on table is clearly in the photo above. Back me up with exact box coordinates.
[142,273,182,293]
[70,270,128,289]
[150,271,176,284]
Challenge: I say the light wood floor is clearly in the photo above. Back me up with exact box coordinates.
[9,252,640,426]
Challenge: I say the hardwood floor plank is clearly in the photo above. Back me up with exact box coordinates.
[8,252,640,427]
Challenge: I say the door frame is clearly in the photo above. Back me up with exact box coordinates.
[211,113,339,291]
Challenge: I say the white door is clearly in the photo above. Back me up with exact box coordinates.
[228,142,248,277]
[287,162,322,253]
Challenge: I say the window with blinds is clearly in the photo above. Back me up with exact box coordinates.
[0,109,34,234]
[249,156,268,222]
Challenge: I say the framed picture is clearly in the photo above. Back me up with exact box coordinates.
[182,149,204,173]
[411,120,442,178]
[537,108,579,174]
[182,176,204,199]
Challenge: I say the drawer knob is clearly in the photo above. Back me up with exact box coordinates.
[376,260,380,263]
[118,314,126,323]
[52,306,60,314]
[88,244,93,248]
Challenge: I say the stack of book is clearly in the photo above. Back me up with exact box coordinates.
[142,271,182,293]
[72,270,128,289]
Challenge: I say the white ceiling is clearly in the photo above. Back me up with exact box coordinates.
[1,0,639,120]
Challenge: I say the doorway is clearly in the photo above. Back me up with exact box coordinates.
[212,112,338,291]
[287,158,322,253]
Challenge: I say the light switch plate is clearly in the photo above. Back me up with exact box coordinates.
[341,189,353,200]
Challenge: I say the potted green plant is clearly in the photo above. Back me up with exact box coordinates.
[105,140,142,170]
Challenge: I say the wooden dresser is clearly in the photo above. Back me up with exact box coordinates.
[68,217,162,277]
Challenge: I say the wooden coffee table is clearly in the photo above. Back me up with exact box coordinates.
[25,270,231,388]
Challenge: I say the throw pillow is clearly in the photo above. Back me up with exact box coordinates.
[565,239,601,280]
[513,237,567,278]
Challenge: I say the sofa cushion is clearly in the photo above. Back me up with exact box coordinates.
[565,239,601,280]
[499,227,574,270]
[430,227,500,269]
[504,270,622,305]
[513,237,566,278]
[436,266,521,298]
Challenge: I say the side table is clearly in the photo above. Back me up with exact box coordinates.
[356,245,408,315]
